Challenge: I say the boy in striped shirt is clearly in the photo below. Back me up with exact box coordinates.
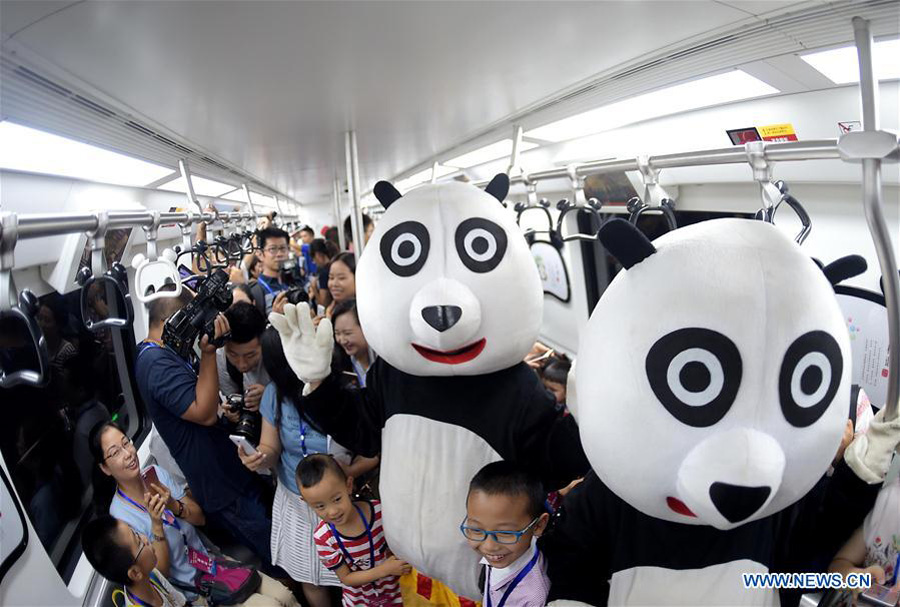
[298,454,410,606]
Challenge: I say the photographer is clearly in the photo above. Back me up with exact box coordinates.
[218,302,269,438]
[134,293,283,578]
[248,226,295,315]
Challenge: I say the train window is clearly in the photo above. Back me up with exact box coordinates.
[0,289,147,583]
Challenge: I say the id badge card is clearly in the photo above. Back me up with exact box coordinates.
[187,546,217,575]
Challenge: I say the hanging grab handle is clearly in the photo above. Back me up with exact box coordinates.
[627,197,677,232]
[0,212,51,388]
[556,197,604,242]
[76,212,134,330]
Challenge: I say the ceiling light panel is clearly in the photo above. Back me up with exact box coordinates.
[158,175,237,197]
[800,39,900,84]
[526,70,779,142]
[0,121,173,187]
[444,139,539,169]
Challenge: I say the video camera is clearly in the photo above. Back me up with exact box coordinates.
[162,269,233,359]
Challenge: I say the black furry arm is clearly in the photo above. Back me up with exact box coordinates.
[301,369,385,457]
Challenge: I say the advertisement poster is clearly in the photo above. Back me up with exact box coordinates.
[836,290,891,409]
[531,241,570,303]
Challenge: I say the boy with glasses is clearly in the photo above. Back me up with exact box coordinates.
[250,226,292,314]
[82,515,187,607]
[461,462,551,607]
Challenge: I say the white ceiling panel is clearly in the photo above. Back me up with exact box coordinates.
[0,0,839,203]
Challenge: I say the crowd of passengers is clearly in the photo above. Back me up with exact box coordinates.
[79,213,899,607]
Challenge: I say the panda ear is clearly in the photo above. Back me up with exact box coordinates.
[484,173,509,204]
[822,255,867,287]
[374,181,403,209]
[598,218,656,269]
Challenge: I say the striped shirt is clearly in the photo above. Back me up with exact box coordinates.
[314,500,402,606]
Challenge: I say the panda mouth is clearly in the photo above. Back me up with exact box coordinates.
[666,496,697,518]
[411,339,487,364]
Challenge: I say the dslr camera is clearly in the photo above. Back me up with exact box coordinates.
[224,393,261,444]
[162,269,233,359]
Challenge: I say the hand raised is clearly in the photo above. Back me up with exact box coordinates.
[269,302,333,383]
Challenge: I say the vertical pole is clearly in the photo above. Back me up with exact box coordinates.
[430,161,439,184]
[334,174,346,250]
[345,131,365,256]
[178,159,203,213]
[508,124,524,176]
[852,16,899,419]
[242,184,259,223]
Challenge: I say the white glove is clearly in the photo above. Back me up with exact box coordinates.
[566,359,578,421]
[844,407,900,484]
[269,302,333,384]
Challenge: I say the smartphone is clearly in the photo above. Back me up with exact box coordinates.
[229,434,258,456]
[861,584,900,607]
[141,466,161,491]
[317,304,326,317]
[229,435,271,475]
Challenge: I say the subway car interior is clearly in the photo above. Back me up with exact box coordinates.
[1,1,899,606]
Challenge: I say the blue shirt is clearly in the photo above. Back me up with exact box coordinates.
[134,343,252,512]
[110,465,209,593]
[259,383,328,494]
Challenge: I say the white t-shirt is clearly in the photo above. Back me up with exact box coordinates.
[863,477,900,586]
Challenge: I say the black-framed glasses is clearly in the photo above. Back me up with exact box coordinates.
[459,516,541,544]
[263,245,289,254]
[130,527,147,564]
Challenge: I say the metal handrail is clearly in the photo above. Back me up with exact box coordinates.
[4,210,297,241]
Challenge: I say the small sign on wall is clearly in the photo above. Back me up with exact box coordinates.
[757,123,798,142]
[838,121,862,134]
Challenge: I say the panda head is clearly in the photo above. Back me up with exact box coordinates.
[356,174,543,377]
[576,218,849,530]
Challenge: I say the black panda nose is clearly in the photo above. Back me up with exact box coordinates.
[421,306,462,332]
[709,482,771,523]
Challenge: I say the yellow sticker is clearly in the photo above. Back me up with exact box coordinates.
[758,123,797,141]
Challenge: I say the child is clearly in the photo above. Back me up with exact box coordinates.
[461,461,551,607]
[297,453,410,606]
[541,355,571,413]
[82,515,186,607]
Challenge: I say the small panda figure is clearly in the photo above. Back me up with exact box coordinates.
[274,174,588,599]
[542,218,888,606]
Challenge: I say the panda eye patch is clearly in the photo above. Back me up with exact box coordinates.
[380,221,430,277]
[645,328,742,428]
[779,331,842,427]
[455,218,507,273]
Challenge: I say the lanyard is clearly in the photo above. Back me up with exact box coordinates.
[299,419,307,457]
[486,549,540,607]
[350,356,367,388]
[329,503,376,571]
[257,275,284,296]
[124,573,167,607]
[116,488,181,531]
[137,341,195,374]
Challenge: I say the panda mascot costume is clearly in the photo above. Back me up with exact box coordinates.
[271,174,589,599]
[541,218,900,606]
